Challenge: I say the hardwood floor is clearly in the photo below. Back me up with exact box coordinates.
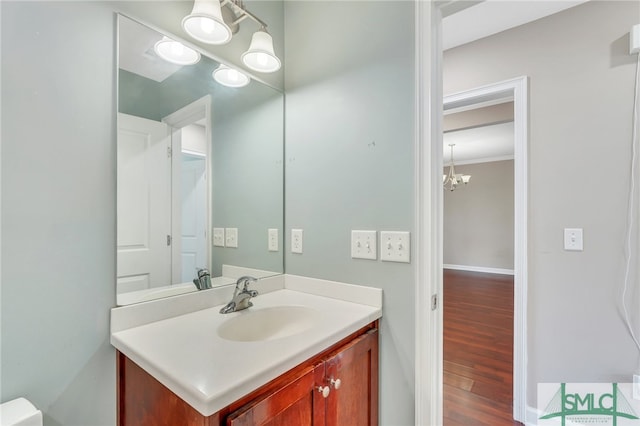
[443,269,523,426]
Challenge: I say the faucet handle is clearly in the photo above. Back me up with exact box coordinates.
[236,275,257,290]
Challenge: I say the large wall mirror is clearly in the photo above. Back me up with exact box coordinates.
[116,15,284,305]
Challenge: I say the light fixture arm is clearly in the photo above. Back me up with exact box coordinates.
[226,0,269,30]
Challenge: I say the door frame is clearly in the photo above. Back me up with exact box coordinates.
[415,3,529,424]
[443,77,529,422]
[162,95,212,284]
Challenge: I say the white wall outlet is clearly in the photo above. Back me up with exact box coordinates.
[633,373,640,400]
[225,228,238,248]
[213,228,225,247]
[291,229,303,254]
[351,230,377,260]
[380,231,411,263]
[268,228,279,252]
[563,228,583,251]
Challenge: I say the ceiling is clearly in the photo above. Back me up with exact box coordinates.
[444,122,514,164]
[440,0,588,164]
[442,0,589,51]
[118,16,184,82]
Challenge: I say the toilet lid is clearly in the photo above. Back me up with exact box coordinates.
[0,398,43,426]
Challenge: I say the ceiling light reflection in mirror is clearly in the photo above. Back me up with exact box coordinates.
[154,37,201,65]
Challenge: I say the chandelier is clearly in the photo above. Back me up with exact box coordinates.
[443,144,471,192]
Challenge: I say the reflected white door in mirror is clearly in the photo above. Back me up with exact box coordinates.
[117,96,212,305]
[117,113,172,293]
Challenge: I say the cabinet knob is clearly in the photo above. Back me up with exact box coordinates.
[330,378,342,390]
[317,385,330,398]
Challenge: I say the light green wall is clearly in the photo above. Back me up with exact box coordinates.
[444,0,640,408]
[1,1,284,425]
[211,93,284,276]
[284,2,416,424]
[1,2,116,425]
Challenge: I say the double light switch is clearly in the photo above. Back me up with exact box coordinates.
[351,230,411,263]
[351,230,377,260]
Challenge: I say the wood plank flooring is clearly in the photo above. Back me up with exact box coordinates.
[443,269,523,426]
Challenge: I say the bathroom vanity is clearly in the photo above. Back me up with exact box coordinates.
[111,276,382,425]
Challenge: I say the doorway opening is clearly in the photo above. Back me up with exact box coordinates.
[162,95,213,285]
[441,95,520,424]
[441,78,528,423]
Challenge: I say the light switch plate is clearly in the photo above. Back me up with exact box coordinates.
[225,228,238,248]
[564,228,583,251]
[291,229,303,254]
[351,230,377,260]
[268,228,279,252]
[213,228,225,247]
[380,231,411,263]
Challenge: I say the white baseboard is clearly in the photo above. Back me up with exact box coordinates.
[525,405,541,425]
[444,263,515,275]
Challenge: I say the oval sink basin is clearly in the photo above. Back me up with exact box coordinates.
[217,306,320,342]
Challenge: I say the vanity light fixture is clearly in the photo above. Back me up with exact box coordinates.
[213,64,250,88]
[154,37,201,65]
[182,0,232,45]
[443,144,471,192]
[241,27,281,73]
[182,0,281,74]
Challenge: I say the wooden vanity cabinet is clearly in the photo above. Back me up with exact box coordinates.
[117,322,379,426]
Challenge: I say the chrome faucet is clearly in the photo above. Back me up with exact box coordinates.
[193,268,212,290]
[219,276,258,314]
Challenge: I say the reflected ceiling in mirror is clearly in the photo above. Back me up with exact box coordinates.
[116,15,284,306]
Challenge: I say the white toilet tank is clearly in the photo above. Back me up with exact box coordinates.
[0,398,43,426]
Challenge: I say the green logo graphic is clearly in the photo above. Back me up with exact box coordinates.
[540,383,639,426]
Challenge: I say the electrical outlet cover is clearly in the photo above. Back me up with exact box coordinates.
[268,228,279,252]
[351,230,377,260]
[291,229,303,254]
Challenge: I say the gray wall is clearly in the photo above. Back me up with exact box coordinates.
[443,160,514,270]
[444,0,640,408]
[1,1,284,425]
[1,2,116,425]
[284,2,416,424]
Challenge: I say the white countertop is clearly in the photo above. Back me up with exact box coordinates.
[111,277,382,417]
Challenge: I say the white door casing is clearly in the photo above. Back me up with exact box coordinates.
[442,77,529,423]
[415,4,528,424]
[117,113,172,293]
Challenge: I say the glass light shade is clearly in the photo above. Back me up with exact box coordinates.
[461,175,471,184]
[213,64,250,88]
[182,0,232,45]
[154,37,201,65]
[241,30,281,73]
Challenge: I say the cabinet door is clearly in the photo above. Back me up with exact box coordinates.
[324,329,379,426]
[227,364,326,426]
